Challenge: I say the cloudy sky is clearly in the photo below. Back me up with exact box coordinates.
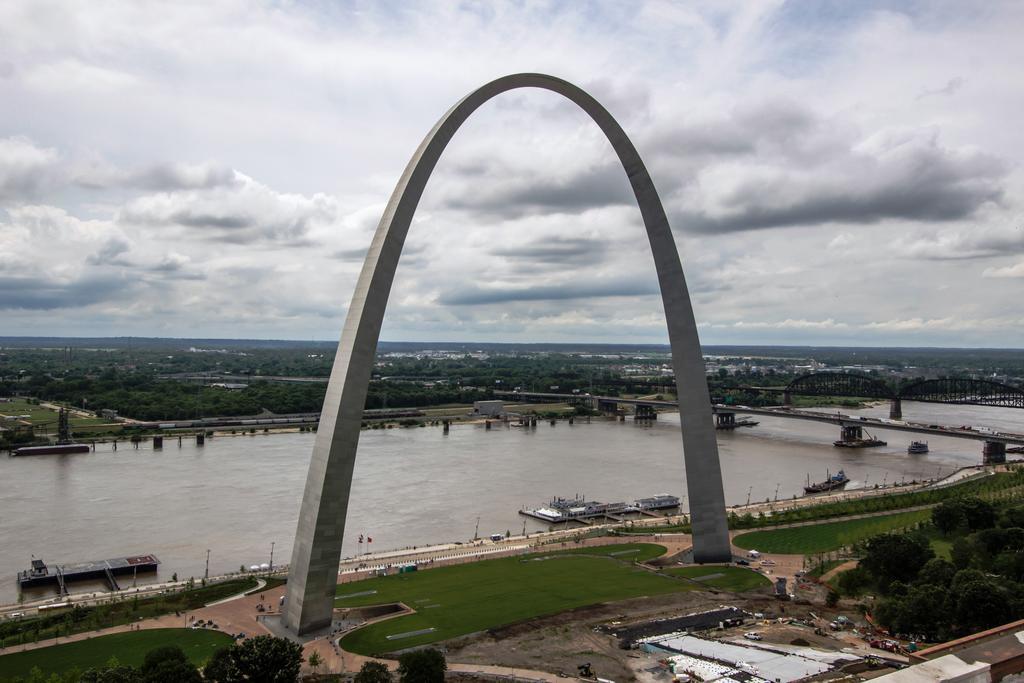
[1,1,1022,346]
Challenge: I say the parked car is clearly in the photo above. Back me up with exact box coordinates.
[744,632,763,641]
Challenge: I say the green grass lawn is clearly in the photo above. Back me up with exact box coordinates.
[337,544,683,655]
[0,629,231,680]
[0,579,258,649]
[662,565,771,592]
[0,400,56,425]
[733,509,932,554]
[0,400,107,429]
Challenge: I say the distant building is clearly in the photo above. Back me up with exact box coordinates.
[100,409,119,419]
[472,400,504,417]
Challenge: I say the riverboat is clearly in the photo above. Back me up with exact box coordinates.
[804,470,849,494]
[907,441,929,454]
[519,493,680,523]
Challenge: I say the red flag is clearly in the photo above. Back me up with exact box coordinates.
[367,537,372,543]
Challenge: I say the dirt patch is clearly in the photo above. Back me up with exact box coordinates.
[447,591,743,681]
[343,603,406,620]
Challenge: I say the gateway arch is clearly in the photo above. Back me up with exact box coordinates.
[284,73,731,635]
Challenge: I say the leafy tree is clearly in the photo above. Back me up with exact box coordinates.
[917,558,956,588]
[397,648,446,683]
[860,532,934,591]
[355,661,393,683]
[932,500,966,535]
[202,648,240,683]
[1000,505,1024,529]
[951,576,1011,636]
[205,635,303,683]
[994,551,1024,582]
[307,651,322,677]
[961,497,997,531]
[140,646,201,683]
[80,664,142,682]
[141,646,188,673]
[951,537,975,569]
[835,566,871,596]
[142,660,201,683]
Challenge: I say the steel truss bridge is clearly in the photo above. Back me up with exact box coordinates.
[749,372,1024,410]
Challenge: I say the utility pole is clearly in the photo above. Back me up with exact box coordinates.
[474,516,480,541]
[746,486,752,507]
[270,541,275,572]
[205,549,210,580]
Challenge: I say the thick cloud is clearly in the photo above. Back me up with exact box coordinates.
[0,136,60,201]
[119,173,338,245]
[442,163,634,219]
[491,237,608,267]
[673,130,1005,233]
[439,278,659,306]
[85,237,131,266]
[0,274,131,310]
[1,2,1023,344]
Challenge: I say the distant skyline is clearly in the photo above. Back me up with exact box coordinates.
[2,2,1023,346]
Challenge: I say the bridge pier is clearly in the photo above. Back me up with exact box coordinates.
[889,397,902,420]
[782,390,792,406]
[716,412,735,428]
[984,441,1006,465]
[635,404,657,420]
[597,399,618,415]
[840,425,863,443]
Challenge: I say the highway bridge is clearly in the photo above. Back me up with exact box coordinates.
[494,390,1024,463]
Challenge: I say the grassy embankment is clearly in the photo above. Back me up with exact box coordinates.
[732,509,933,554]
[0,578,258,649]
[0,629,231,680]
[336,543,768,655]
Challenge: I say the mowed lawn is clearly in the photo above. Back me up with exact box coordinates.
[732,509,932,554]
[338,544,682,654]
[0,629,232,679]
[662,565,771,592]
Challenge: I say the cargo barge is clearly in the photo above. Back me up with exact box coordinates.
[520,494,680,523]
[18,554,160,594]
[12,444,90,456]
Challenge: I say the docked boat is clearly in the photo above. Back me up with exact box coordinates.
[804,470,849,494]
[907,441,929,454]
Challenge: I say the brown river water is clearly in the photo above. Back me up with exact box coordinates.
[2,402,1020,604]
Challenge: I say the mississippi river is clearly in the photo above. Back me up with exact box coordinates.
[2,402,1020,603]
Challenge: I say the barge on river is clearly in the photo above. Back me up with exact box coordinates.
[520,494,680,524]
[12,443,90,456]
[18,554,160,595]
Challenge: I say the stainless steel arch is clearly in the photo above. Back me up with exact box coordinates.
[284,73,731,635]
